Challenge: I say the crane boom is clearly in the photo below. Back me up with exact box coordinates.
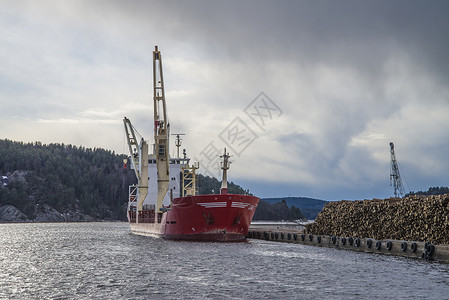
[153,46,170,214]
[123,117,140,180]
[123,117,148,212]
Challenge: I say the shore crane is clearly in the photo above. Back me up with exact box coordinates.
[390,142,405,198]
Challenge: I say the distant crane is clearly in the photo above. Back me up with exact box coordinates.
[390,142,405,198]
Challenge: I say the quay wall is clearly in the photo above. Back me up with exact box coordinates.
[246,230,449,262]
[304,194,449,245]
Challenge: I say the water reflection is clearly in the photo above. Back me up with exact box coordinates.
[0,223,448,299]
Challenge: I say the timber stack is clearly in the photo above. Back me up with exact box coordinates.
[305,194,449,244]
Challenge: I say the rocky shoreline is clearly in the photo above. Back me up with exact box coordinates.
[0,204,97,223]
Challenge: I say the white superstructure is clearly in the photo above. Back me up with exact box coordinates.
[144,155,189,209]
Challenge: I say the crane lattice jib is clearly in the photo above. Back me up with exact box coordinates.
[389,142,405,198]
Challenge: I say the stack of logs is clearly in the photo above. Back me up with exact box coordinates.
[305,194,449,245]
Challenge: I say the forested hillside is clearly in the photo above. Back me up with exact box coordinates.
[253,199,306,221]
[0,139,304,222]
[0,139,135,220]
[406,186,449,196]
[263,197,328,220]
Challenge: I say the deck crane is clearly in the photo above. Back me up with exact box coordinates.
[123,117,149,214]
[153,46,170,215]
[390,142,405,198]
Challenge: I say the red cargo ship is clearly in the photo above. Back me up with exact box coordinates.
[123,46,259,241]
[127,192,260,242]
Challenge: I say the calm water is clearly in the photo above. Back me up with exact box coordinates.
[1,223,449,299]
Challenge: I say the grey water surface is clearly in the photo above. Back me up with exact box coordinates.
[1,222,448,299]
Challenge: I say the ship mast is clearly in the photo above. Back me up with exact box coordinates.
[172,133,185,158]
[220,148,230,195]
[390,142,405,198]
[123,117,149,214]
[153,46,170,214]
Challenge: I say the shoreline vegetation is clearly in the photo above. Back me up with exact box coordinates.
[0,139,311,223]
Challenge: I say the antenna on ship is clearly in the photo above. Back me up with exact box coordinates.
[171,133,185,158]
[220,148,231,195]
[390,142,405,198]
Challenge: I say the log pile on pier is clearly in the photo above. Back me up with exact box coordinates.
[305,194,449,244]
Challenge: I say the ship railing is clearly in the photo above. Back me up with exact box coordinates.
[128,210,136,223]
[138,210,155,223]
[128,210,155,223]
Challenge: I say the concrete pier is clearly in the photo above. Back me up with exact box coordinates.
[247,227,449,262]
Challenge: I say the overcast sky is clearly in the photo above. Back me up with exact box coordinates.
[1,0,449,200]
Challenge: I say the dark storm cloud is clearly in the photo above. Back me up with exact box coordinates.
[1,0,449,200]
[113,0,449,79]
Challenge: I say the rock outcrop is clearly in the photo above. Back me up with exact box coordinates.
[34,204,66,222]
[0,204,97,223]
[9,170,28,184]
[34,204,96,222]
[0,205,30,222]
[305,194,449,244]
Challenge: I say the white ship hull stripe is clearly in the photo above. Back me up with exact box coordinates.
[197,201,256,210]
[198,202,227,208]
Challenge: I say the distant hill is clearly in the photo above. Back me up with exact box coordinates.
[406,186,449,196]
[252,199,306,221]
[263,197,329,220]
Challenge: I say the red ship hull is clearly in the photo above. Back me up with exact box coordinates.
[128,194,260,241]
